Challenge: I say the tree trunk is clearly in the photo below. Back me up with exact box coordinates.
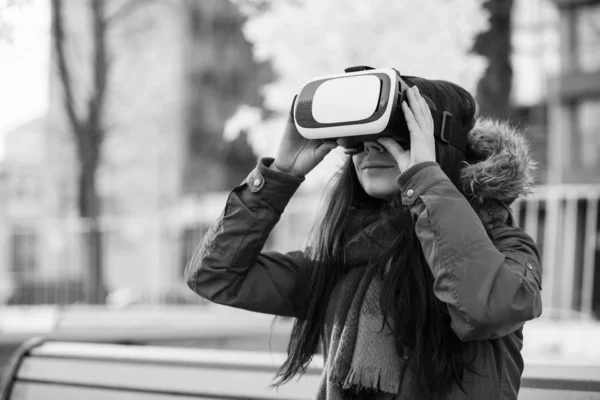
[52,0,108,304]
[78,162,106,304]
[472,0,514,120]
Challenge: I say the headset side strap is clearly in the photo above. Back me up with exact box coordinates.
[431,109,467,154]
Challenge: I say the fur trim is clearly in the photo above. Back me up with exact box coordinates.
[460,118,536,205]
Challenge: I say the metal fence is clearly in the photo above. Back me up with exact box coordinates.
[1,186,599,317]
[0,193,319,308]
[512,185,600,319]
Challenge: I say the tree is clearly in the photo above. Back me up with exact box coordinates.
[472,0,514,119]
[229,0,489,186]
[50,0,272,302]
[182,0,272,194]
[51,0,160,303]
[51,0,108,303]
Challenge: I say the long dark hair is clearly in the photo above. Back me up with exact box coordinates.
[274,77,478,396]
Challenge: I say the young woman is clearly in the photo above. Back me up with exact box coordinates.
[185,76,542,399]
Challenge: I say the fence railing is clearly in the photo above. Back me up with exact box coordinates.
[1,185,599,318]
[0,192,319,308]
[512,184,600,319]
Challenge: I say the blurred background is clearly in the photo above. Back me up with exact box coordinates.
[0,0,599,388]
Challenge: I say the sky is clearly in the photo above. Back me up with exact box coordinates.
[0,0,50,159]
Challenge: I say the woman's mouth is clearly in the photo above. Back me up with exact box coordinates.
[361,162,395,170]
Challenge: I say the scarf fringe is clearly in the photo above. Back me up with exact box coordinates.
[331,365,401,395]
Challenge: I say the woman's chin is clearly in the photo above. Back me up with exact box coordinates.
[362,184,401,201]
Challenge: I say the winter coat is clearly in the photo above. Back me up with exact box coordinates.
[185,119,543,399]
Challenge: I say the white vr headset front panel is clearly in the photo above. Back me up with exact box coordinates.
[312,75,381,124]
[294,68,398,140]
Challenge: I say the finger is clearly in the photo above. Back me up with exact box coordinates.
[406,87,422,117]
[313,141,338,162]
[413,87,434,136]
[416,89,428,113]
[417,94,434,135]
[412,86,430,128]
[321,140,338,147]
[401,101,422,137]
[408,88,429,132]
[377,137,406,160]
[378,137,411,170]
[288,95,297,123]
[316,140,338,152]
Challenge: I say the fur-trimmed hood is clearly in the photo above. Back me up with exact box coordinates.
[458,118,537,229]
[460,118,536,205]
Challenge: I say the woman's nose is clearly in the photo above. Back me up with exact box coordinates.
[363,141,385,154]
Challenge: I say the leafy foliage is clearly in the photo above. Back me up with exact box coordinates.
[0,0,31,43]
[230,0,489,159]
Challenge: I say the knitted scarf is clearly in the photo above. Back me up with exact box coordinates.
[315,214,434,400]
[312,200,511,399]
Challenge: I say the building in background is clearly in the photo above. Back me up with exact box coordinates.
[542,0,600,316]
[0,119,48,304]
[510,0,600,318]
[511,0,562,184]
[548,0,600,184]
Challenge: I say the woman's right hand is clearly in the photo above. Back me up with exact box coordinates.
[272,97,338,178]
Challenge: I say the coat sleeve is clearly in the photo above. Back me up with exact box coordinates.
[184,158,313,318]
[397,162,543,341]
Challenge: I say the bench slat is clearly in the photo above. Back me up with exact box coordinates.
[4,341,600,400]
[27,342,324,374]
[15,383,600,400]
[518,387,600,399]
[10,382,223,400]
[15,357,319,399]
[523,364,600,382]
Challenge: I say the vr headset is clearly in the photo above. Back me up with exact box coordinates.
[293,66,467,154]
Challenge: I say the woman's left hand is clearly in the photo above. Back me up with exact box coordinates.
[377,86,436,171]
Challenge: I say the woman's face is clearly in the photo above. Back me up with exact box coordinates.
[351,141,402,200]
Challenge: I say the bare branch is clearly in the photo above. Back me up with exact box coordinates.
[106,0,141,25]
[106,0,171,26]
[51,0,83,138]
[88,0,109,159]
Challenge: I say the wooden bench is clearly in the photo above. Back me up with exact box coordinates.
[1,339,599,400]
